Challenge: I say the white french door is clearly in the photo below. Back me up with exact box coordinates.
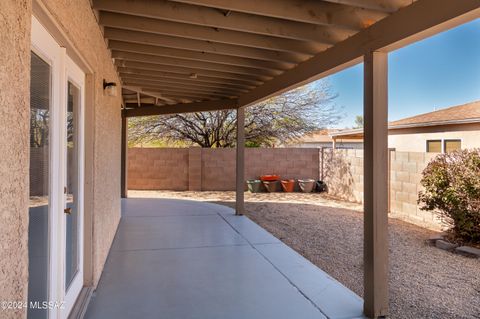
[29,16,85,319]
[61,55,85,318]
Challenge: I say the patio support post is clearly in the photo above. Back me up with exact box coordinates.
[121,109,128,198]
[363,51,389,318]
[235,106,245,216]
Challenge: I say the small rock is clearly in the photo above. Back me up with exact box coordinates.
[455,246,480,258]
[435,239,458,251]
[426,234,444,246]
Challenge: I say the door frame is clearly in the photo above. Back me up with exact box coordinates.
[31,15,64,318]
[31,15,87,319]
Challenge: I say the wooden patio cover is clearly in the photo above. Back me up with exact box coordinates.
[92,1,480,318]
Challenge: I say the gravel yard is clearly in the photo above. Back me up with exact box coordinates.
[130,191,480,319]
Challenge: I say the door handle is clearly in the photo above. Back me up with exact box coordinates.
[64,207,72,215]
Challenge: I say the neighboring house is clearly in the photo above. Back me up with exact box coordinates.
[285,129,363,149]
[330,100,480,152]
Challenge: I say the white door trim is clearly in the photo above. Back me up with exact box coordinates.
[31,15,85,319]
[31,15,63,319]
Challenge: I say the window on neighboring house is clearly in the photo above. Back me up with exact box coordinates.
[444,139,461,153]
[426,140,442,153]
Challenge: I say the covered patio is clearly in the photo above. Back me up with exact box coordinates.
[1,1,479,319]
[85,198,363,319]
[105,1,479,317]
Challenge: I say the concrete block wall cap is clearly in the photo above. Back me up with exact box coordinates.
[426,233,445,245]
[435,239,458,251]
[455,246,480,258]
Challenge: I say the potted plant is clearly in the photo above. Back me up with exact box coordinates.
[246,180,263,193]
[315,180,326,192]
[281,179,296,192]
[298,179,316,193]
[263,180,280,192]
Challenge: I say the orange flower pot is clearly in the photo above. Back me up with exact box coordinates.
[281,179,296,192]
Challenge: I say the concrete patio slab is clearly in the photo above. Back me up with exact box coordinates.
[85,198,363,319]
[255,243,364,319]
[112,215,247,251]
[122,197,221,217]
[221,214,281,245]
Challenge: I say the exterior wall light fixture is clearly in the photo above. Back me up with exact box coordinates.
[103,79,118,97]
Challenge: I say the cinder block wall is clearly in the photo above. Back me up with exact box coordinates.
[128,147,320,191]
[323,149,440,230]
[323,149,364,203]
[128,148,189,190]
[128,147,442,230]
[389,151,440,229]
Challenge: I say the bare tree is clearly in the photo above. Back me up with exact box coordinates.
[128,81,343,148]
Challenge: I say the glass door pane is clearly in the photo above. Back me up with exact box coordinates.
[28,52,51,319]
[65,82,80,290]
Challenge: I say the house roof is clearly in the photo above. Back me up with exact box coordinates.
[330,100,480,139]
[287,129,363,144]
[389,100,480,127]
[292,129,334,143]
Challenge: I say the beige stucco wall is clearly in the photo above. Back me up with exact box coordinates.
[0,1,32,318]
[389,126,480,152]
[39,0,123,286]
[1,1,122,317]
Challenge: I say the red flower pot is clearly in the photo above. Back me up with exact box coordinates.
[260,174,280,182]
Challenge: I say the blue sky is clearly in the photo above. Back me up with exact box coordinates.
[322,18,480,128]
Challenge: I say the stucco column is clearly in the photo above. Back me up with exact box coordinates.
[235,106,245,216]
[121,110,128,198]
[363,51,389,318]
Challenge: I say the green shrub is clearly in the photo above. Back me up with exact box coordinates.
[418,149,480,244]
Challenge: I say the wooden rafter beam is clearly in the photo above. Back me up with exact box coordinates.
[168,0,388,30]
[133,87,229,99]
[117,67,256,89]
[124,85,178,104]
[119,74,249,93]
[114,60,266,85]
[124,99,238,117]
[109,40,294,71]
[104,28,310,63]
[111,50,281,77]
[100,12,328,55]
[93,0,355,43]
[122,80,237,98]
[237,0,480,108]
[323,0,414,13]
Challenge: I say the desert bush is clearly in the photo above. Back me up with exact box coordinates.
[418,149,480,244]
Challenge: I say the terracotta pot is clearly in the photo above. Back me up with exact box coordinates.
[281,179,296,192]
[263,180,280,192]
[246,180,262,193]
[260,174,280,182]
[298,179,316,193]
